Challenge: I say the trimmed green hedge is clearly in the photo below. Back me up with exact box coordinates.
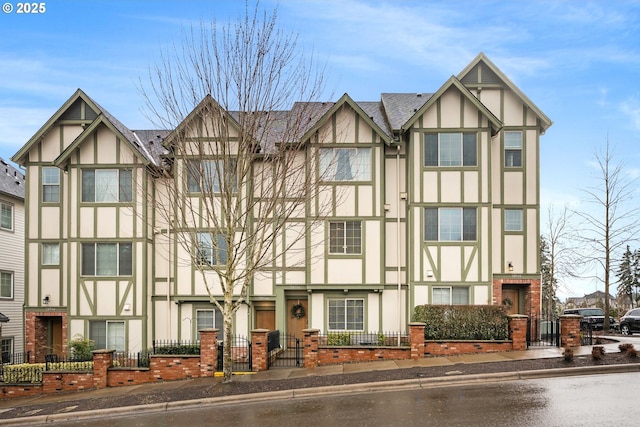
[154,344,200,355]
[413,305,509,341]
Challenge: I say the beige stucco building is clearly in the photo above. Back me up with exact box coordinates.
[12,53,551,359]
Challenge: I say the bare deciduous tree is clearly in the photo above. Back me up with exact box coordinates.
[541,204,575,317]
[140,4,341,381]
[573,140,640,330]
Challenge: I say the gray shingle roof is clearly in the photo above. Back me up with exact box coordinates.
[0,158,25,200]
[85,95,168,166]
[380,93,433,131]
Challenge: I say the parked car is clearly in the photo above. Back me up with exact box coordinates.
[562,308,616,330]
[619,308,640,335]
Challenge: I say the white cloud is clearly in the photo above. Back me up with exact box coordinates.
[620,97,640,131]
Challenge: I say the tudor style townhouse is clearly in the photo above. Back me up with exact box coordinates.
[12,53,551,359]
[0,159,25,359]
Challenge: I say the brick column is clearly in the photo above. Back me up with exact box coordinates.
[508,315,528,351]
[251,329,269,372]
[303,329,320,369]
[409,322,426,359]
[560,315,582,348]
[92,349,115,389]
[199,328,219,377]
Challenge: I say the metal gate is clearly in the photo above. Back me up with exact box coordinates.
[268,331,302,368]
[527,316,560,347]
[217,335,252,372]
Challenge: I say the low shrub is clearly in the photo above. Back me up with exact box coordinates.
[592,346,605,360]
[413,305,509,341]
[619,343,637,358]
[562,348,574,362]
[326,332,351,346]
[68,334,95,361]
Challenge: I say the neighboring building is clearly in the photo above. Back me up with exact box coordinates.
[12,53,551,358]
[565,290,617,310]
[0,158,25,359]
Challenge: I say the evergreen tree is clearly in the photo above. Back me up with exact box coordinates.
[617,245,635,308]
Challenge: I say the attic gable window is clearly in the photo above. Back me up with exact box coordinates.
[424,133,476,167]
[320,148,371,181]
[82,169,132,203]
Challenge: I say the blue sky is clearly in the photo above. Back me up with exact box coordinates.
[2,0,640,299]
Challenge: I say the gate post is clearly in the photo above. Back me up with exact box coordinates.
[508,315,528,350]
[303,329,320,368]
[409,322,426,359]
[92,349,115,389]
[560,315,582,348]
[251,329,269,372]
[199,328,219,377]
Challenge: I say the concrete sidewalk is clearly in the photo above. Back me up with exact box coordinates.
[0,337,635,425]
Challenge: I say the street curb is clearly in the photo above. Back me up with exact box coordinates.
[5,364,640,426]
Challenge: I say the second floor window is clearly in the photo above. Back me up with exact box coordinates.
[195,232,228,266]
[81,243,132,276]
[82,169,132,202]
[42,243,60,265]
[0,271,13,299]
[43,167,60,202]
[505,131,522,167]
[0,202,12,231]
[505,209,523,232]
[425,207,477,241]
[187,160,237,193]
[424,133,476,167]
[329,221,362,254]
[320,148,371,181]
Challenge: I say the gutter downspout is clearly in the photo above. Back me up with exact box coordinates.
[396,143,402,346]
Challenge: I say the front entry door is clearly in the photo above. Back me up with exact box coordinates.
[286,299,308,339]
[502,289,520,315]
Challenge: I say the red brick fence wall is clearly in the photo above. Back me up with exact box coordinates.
[0,316,578,399]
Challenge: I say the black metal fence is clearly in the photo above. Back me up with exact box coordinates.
[268,332,301,368]
[0,351,32,382]
[580,322,593,346]
[217,335,252,372]
[527,316,560,347]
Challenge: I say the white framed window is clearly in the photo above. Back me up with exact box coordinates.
[195,233,228,265]
[0,271,13,299]
[320,148,371,181]
[504,131,522,167]
[42,167,60,202]
[424,133,476,167]
[424,207,477,241]
[90,321,125,352]
[0,202,12,231]
[81,243,132,276]
[195,309,223,340]
[42,243,60,265]
[432,287,469,305]
[187,159,237,193]
[505,209,523,232]
[328,298,364,331]
[82,169,132,202]
[329,221,362,254]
